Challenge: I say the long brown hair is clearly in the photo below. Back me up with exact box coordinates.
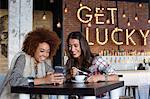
[66,31,94,69]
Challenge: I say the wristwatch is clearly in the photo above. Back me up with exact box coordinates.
[27,77,34,87]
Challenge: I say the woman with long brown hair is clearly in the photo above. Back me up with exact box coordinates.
[65,31,119,99]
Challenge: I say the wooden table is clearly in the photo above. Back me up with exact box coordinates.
[11,81,124,96]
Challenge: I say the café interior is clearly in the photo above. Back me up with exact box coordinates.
[0,0,150,99]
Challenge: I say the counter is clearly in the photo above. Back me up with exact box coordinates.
[116,70,150,85]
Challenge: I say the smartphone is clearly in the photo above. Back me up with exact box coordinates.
[54,66,66,75]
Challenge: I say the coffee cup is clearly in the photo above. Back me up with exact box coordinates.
[75,75,86,82]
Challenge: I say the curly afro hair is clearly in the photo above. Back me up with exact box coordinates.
[22,28,61,59]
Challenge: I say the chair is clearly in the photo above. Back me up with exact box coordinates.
[125,85,140,99]
[119,96,134,99]
[118,75,136,99]
[117,74,140,99]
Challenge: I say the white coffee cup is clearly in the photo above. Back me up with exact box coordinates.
[75,75,86,82]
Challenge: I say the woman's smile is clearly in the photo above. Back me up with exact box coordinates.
[69,39,81,58]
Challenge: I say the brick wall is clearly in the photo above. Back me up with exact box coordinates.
[63,0,150,54]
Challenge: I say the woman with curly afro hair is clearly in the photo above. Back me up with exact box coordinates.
[0,28,65,99]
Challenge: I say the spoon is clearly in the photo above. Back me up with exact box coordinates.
[77,69,88,75]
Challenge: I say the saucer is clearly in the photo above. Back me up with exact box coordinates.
[71,80,85,83]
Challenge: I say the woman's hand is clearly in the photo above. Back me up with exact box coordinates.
[86,73,105,83]
[86,73,119,83]
[45,73,65,85]
[70,67,79,77]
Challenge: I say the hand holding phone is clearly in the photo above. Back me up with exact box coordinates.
[54,66,66,75]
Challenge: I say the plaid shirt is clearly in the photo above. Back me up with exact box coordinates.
[89,56,116,75]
